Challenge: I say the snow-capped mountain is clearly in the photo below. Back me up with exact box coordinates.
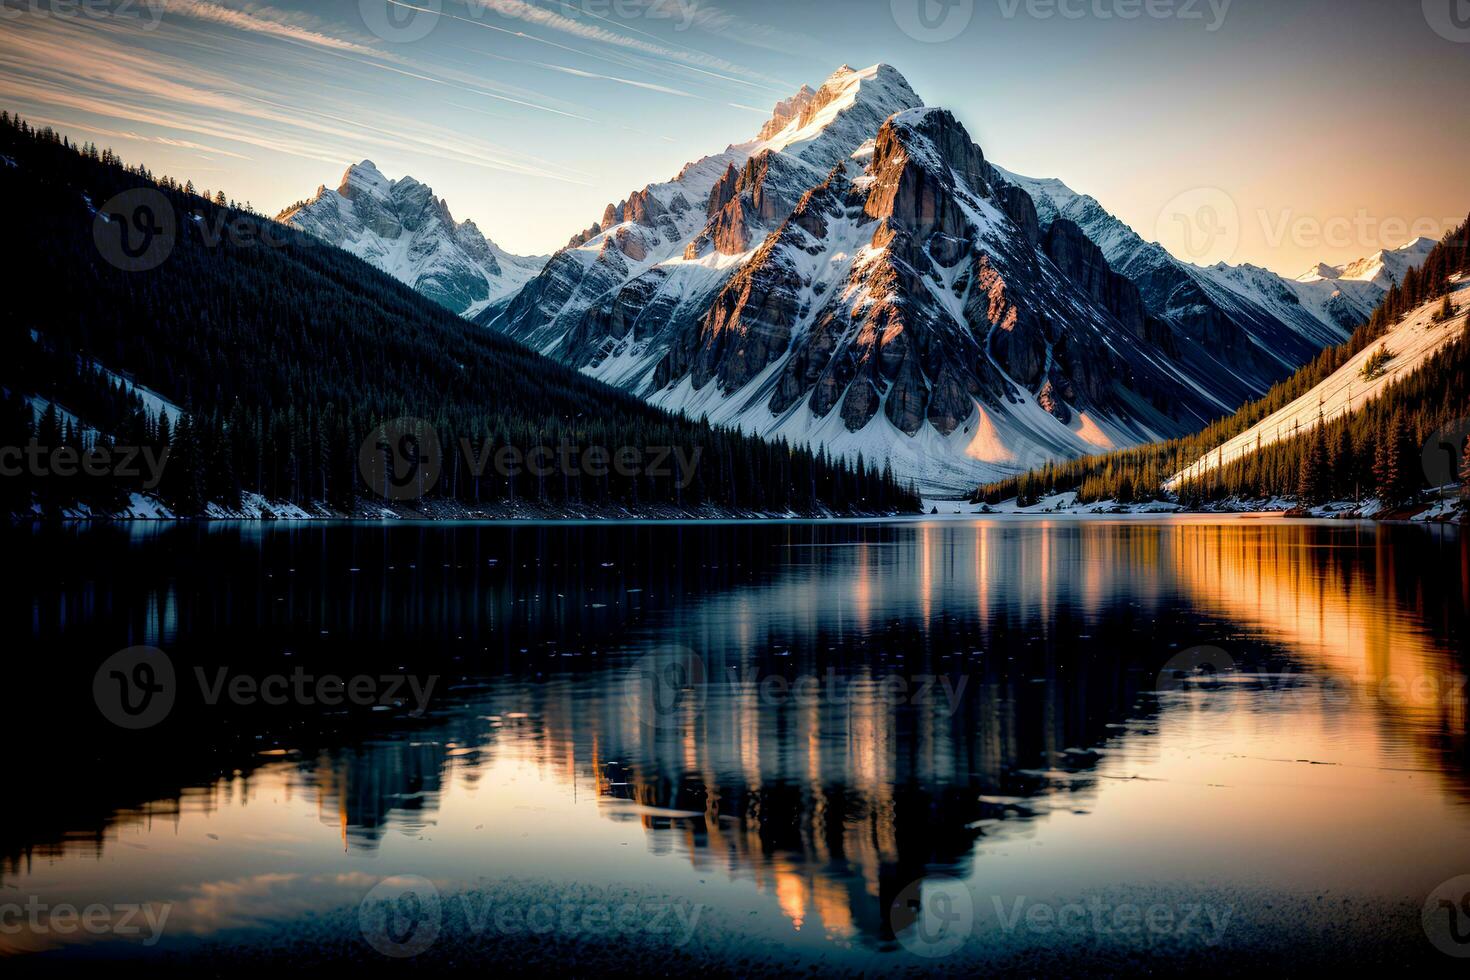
[480,64,1419,495]
[278,161,545,316]
[1298,237,1436,291]
[486,64,926,363]
[646,104,1243,493]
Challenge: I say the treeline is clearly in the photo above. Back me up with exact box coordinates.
[975,214,1470,507]
[0,114,919,517]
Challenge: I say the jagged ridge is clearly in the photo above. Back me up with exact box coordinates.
[278,161,546,316]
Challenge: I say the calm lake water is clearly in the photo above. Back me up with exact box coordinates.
[4,518,1469,972]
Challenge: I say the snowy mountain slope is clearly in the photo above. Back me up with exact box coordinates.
[1217,238,1439,344]
[1198,239,1433,345]
[1167,277,1468,488]
[277,161,546,316]
[17,341,183,450]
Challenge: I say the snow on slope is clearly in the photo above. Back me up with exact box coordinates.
[1168,277,1468,488]
[27,396,93,442]
[91,361,182,425]
[278,161,546,316]
[21,354,182,447]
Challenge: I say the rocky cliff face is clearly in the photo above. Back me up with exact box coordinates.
[1041,219,1147,339]
[278,161,545,316]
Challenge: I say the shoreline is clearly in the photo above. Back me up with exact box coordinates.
[11,512,1465,527]
[13,490,1466,525]
[923,490,1468,525]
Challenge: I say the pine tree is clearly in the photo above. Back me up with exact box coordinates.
[1297,420,1329,505]
[1373,412,1416,507]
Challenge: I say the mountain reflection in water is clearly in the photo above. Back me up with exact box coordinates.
[3,518,1467,957]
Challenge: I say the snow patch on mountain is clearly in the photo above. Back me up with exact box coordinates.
[90,360,182,425]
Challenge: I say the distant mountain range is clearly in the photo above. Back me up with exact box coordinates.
[262,64,1436,495]
[277,161,546,317]
[447,63,1433,494]
[1297,237,1436,291]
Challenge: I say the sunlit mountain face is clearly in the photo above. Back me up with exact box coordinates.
[3,520,1467,970]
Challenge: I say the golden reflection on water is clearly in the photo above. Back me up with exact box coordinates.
[1170,522,1467,751]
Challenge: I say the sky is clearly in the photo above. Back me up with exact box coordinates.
[1,0,1467,276]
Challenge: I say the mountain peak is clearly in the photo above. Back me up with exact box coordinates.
[280,160,547,314]
[754,63,923,171]
[339,159,391,198]
[1298,261,1344,283]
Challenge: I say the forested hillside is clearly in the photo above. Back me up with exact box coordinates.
[974,217,1470,508]
[0,115,918,518]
